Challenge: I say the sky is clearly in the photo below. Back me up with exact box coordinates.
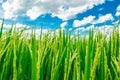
[0,0,120,35]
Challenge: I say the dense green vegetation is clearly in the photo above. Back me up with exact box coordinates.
[0,20,120,80]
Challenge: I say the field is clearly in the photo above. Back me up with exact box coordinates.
[0,20,120,80]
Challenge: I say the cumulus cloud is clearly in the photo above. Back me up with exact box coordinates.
[0,19,3,26]
[0,0,3,3]
[76,27,85,31]
[26,6,45,20]
[25,29,49,38]
[115,5,120,16]
[60,22,68,28]
[0,6,4,18]
[2,0,33,19]
[1,22,29,29]
[0,19,2,24]
[15,23,30,29]
[2,0,105,20]
[73,20,81,27]
[73,15,95,27]
[93,14,114,24]
[73,13,114,28]
[75,27,85,35]
[96,25,114,35]
[86,25,94,30]
[75,25,115,37]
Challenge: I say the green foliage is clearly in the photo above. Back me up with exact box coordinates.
[0,21,120,80]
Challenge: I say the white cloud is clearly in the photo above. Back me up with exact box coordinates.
[73,15,95,27]
[1,23,29,29]
[73,13,114,28]
[0,7,4,18]
[99,8,104,11]
[74,24,117,38]
[73,20,81,27]
[2,0,33,19]
[96,25,114,34]
[116,12,120,16]
[86,25,94,30]
[93,13,114,24]
[76,27,85,31]
[0,20,2,24]
[3,24,12,29]
[97,25,119,35]
[0,20,13,29]
[2,0,105,20]
[69,28,73,31]
[115,5,120,16]
[114,20,120,25]
[15,23,30,29]
[26,6,45,20]
[32,29,49,38]
[92,25,118,39]
[75,27,85,35]
[116,5,120,11]
[60,22,68,28]
[0,0,3,3]
[1,22,49,38]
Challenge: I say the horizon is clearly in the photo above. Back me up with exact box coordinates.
[0,0,120,35]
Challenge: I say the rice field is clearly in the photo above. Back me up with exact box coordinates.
[0,19,120,80]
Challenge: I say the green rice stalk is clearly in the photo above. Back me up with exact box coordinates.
[0,19,4,38]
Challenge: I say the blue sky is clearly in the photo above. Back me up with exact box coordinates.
[0,0,120,35]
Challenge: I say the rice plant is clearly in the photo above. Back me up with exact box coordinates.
[0,19,120,80]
